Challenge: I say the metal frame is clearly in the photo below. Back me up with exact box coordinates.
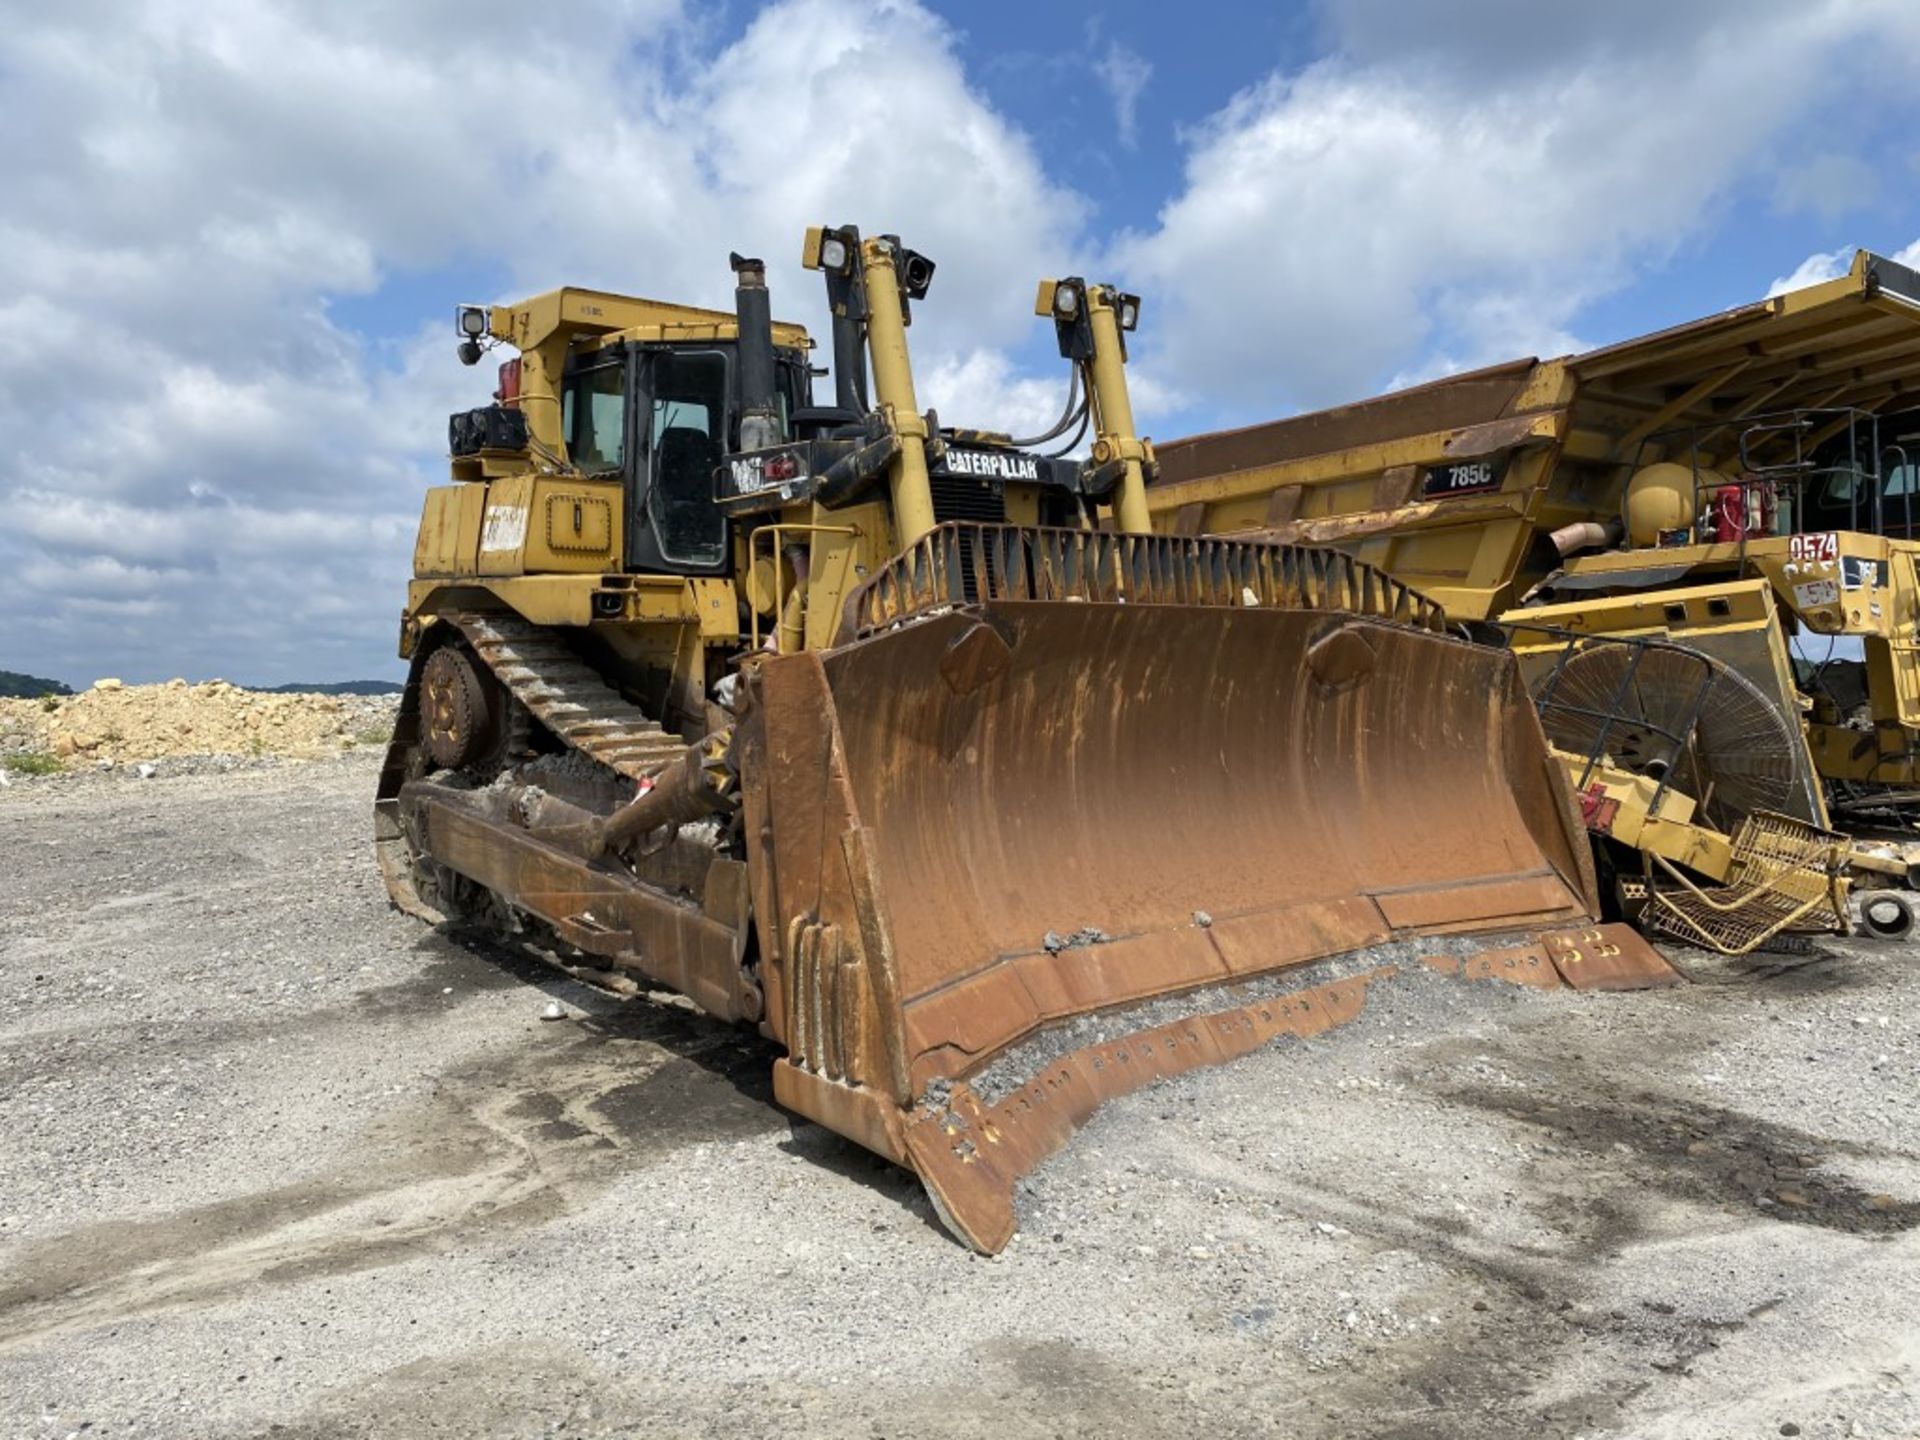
[1879,441,1917,539]
[1646,810,1850,955]
[747,522,859,652]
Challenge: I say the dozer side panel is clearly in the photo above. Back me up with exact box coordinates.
[477,474,536,577]
[736,650,917,1158]
[414,484,486,579]
[523,478,622,574]
[744,602,1597,1104]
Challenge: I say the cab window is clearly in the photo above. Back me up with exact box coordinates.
[561,361,626,473]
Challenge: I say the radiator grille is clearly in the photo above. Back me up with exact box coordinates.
[929,474,1006,524]
[927,477,1003,602]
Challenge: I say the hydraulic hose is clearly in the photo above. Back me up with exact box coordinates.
[1005,366,1082,449]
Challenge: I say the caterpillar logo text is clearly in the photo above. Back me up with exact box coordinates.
[945,447,1040,481]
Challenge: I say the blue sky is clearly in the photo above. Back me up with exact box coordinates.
[4,0,1919,686]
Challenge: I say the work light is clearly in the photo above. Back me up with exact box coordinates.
[898,248,936,300]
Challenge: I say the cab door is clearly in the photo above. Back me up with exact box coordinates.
[627,346,732,575]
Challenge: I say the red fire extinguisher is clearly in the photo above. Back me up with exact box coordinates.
[1710,485,1744,541]
[1711,480,1775,542]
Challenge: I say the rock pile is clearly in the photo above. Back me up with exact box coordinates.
[0,679,399,768]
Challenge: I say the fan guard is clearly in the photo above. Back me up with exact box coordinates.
[1533,643,1807,834]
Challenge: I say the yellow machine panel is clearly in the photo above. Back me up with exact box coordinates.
[1507,579,1828,829]
[541,488,613,555]
[526,481,620,571]
[413,484,485,579]
[476,475,534,577]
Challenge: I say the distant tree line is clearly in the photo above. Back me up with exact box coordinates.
[0,672,401,698]
[0,670,72,698]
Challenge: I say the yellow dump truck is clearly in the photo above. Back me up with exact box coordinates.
[1148,249,1920,944]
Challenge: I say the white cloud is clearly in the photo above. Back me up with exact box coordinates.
[1113,0,1920,412]
[0,0,1087,685]
[1767,245,1858,296]
[1093,40,1152,149]
[917,350,1078,443]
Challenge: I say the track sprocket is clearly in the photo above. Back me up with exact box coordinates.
[420,645,498,770]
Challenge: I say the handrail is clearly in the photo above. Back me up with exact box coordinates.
[748,522,860,652]
[1620,405,1883,550]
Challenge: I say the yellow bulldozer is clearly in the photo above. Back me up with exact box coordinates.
[377,224,1669,1252]
[1148,248,1920,952]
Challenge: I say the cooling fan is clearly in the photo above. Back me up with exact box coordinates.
[1532,642,1812,834]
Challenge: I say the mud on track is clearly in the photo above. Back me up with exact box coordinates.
[2,754,1918,1438]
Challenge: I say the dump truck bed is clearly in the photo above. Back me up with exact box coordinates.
[1146,249,1920,620]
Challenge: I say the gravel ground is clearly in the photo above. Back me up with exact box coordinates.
[1,755,1917,1439]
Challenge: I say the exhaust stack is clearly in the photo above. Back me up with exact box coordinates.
[730,252,781,453]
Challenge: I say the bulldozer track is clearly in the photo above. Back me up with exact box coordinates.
[453,614,688,781]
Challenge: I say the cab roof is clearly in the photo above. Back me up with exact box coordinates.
[487,286,812,355]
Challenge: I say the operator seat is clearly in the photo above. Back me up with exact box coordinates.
[655,425,724,557]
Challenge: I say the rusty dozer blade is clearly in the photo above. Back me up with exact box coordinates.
[735,527,1627,1252]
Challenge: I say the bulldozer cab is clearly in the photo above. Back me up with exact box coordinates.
[557,337,811,576]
